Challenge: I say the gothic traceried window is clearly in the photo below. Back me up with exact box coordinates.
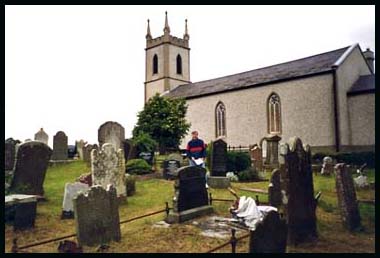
[176,54,182,75]
[267,93,282,134]
[153,54,158,74]
[215,102,226,137]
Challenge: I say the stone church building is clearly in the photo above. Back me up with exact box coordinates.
[144,13,375,153]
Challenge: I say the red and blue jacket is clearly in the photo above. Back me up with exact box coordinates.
[186,138,206,159]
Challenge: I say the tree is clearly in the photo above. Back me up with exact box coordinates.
[132,93,191,153]
[131,132,158,153]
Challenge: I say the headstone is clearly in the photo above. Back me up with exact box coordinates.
[51,131,68,160]
[62,182,90,219]
[5,194,38,231]
[73,185,121,247]
[167,153,184,165]
[210,138,227,176]
[75,140,87,160]
[98,121,125,151]
[125,174,136,196]
[123,139,137,162]
[249,144,263,171]
[10,141,52,196]
[166,166,213,223]
[320,156,333,175]
[280,137,317,245]
[268,169,282,208]
[83,144,98,166]
[163,159,181,180]
[138,151,154,165]
[261,134,281,168]
[207,176,231,189]
[5,138,20,171]
[354,175,369,188]
[248,210,287,253]
[67,145,76,159]
[91,143,126,198]
[34,128,49,145]
[335,163,361,231]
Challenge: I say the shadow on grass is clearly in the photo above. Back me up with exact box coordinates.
[318,199,335,213]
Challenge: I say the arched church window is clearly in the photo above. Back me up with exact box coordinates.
[176,54,182,75]
[153,54,158,74]
[267,93,282,134]
[215,102,226,137]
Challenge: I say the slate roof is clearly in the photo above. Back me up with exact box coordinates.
[348,74,375,95]
[166,46,350,99]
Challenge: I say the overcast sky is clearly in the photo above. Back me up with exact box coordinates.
[5,5,375,147]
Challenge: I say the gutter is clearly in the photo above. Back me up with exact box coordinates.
[331,66,340,152]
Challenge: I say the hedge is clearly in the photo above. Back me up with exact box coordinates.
[126,159,152,175]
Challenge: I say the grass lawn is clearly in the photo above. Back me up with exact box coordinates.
[4,161,375,253]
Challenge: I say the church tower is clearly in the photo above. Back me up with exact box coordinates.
[144,12,191,103]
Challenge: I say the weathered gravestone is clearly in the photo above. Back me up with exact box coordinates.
[207,176,230,189]
[91,143,126,198]
[34,128,49,145]
[163,159,181,180]
[354,175,369,188]
[98,121,125,151]
[280,137,317,245]
[5,138,20,171]
[249,144,263,171]
[210,138,227,176]
[83,144,98,166]
[320,156,333,175]
[51,131,68,160]
[61,182,90,219]
[138,151,154,165]
[125,174,136,196]
[248,210,287,253]
[167,153,185,166]
[166,166,213,223]
[268,169,282,208]
[123,139,137,162]
[10,141,52,196]
[75,140,87,160]
[73,185,121,246]
[261,134,281,169]
[5,194,38,231]
[335,163,361,231]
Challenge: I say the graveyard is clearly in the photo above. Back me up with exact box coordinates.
[3,113,376,253]
[4,154,375,253]
[5,6,376,253]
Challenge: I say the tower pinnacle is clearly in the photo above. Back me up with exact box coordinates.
[164,11,170,34]
[146,19,152,40]
[184,19,189,40]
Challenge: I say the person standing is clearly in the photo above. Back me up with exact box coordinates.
[186,130,208,188]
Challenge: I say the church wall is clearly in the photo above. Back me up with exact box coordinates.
[145,45,165,101]
[145,45,165,81]
[347,93,375,148]
[335,47,372,148]
[145,80,165,101]
[168,45,190,82]
[180,74,336,151]
[168,79,188,91]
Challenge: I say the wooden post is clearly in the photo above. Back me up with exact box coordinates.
[230,229,237,253]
